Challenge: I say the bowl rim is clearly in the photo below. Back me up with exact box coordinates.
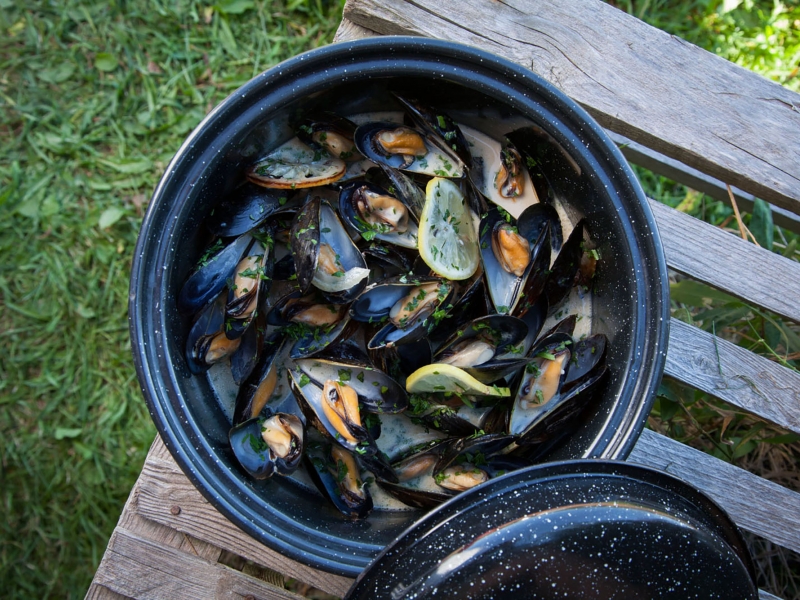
[129,35,670,577]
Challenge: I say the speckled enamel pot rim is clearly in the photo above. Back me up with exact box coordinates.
[129,36,670,576]
[346,460,758,599]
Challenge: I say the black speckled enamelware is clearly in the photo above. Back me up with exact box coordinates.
[346,461,758,599]
[129,37,670,576]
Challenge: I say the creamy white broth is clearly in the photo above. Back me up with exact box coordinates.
[206,110,593,512]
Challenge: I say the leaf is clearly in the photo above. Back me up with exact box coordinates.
[96,157,152,173]
[670,280,737,306]
[95,52,118,72]
[749,198,773,251]
[37,61,76,83]
[55,427,83,440]
[218,16,238,54]
[99,207,124,229]
[213,0,255,14]
[761,433,800,445]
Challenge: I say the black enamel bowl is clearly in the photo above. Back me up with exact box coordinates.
[346,461,758,599]
[129,37,669,576]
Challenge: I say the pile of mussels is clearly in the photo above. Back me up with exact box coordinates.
[179,94,607,519]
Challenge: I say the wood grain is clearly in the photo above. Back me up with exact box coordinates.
[93,528,304,600]
[665,318,800,434]
[133,441,354,598]
[342,0,800,215]
[651,200,800,324]
[630,429,800,554]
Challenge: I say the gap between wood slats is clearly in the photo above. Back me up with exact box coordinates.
[650,200,800,324]
[342,0,800,213]
[93,528,303,600]
[629,429,800,555]
[665,318,800,435]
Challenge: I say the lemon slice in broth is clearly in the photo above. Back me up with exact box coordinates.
[406,364,510,397]
[418,178,480,281]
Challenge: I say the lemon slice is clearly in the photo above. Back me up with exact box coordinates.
[406,364,510,396]
[418,178,480,280]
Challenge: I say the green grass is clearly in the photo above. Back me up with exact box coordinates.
[0,1,344,597]
[1,0,798,598]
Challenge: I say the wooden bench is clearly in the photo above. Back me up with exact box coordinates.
[87,1,800,598]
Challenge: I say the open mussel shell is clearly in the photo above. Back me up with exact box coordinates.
[544,219,586,309]
[406,394,485,437]
[178,233,252,315]
[246,140,347,189]
[391,92,472,168]
[232,330,288,425]
[362,242,416,282]
[376,439,454,509]
[433,315,529,384]
[229,411,304,480]
[479,208,544,315]
[353,121,464,178]
[338,180,419,249]
[369,338,432,386]
[517,201,563,254]
[288,367,376,456]
[205,183,295,238]
[224,230,274,340]
[460,126,539,220]
[305,438,373,519]
[431,433,516,493]
[295,356,408,414]
[351,276,455,349]
[267,289,347,328]
[295,112,361,162]
[185,294,240,374]
[564,334,607,389]
[290,197,369,303]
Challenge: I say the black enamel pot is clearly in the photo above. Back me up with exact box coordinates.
[129,37,670,576]
[346,461,758,599]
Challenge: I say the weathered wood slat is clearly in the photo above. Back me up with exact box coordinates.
[629,429,800,554]
[133,440,354,598]
[665,318,800,435]
[85,584,132,600]
[342,0,800,215]
[607,131,800,233]
[93,528,304,600]
[651,199,800,324]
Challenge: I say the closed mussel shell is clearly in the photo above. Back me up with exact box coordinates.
[205,182,293,238]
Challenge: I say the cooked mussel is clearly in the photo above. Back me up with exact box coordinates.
[247,139,346,189]
[229,411,304,479]
[233,330,288,425]
[339,180,419,249]
[295,356,408,414]
[296,113,361,162]
[305,437,373,519]
[354,121,465,178]
[185,294,241,374]
[290,197,370,303]
[433,315,529,384]
[289,367,375,456]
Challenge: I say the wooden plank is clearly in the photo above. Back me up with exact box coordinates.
[342,0,800,215]
[133,440,353,598]
[93,528,304,600]
[333,16,376,42]
[651,200,800,324]
[607,131,800,233]
[629,429,800,554]
[665,318,800,435]
[85,584,132,600]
